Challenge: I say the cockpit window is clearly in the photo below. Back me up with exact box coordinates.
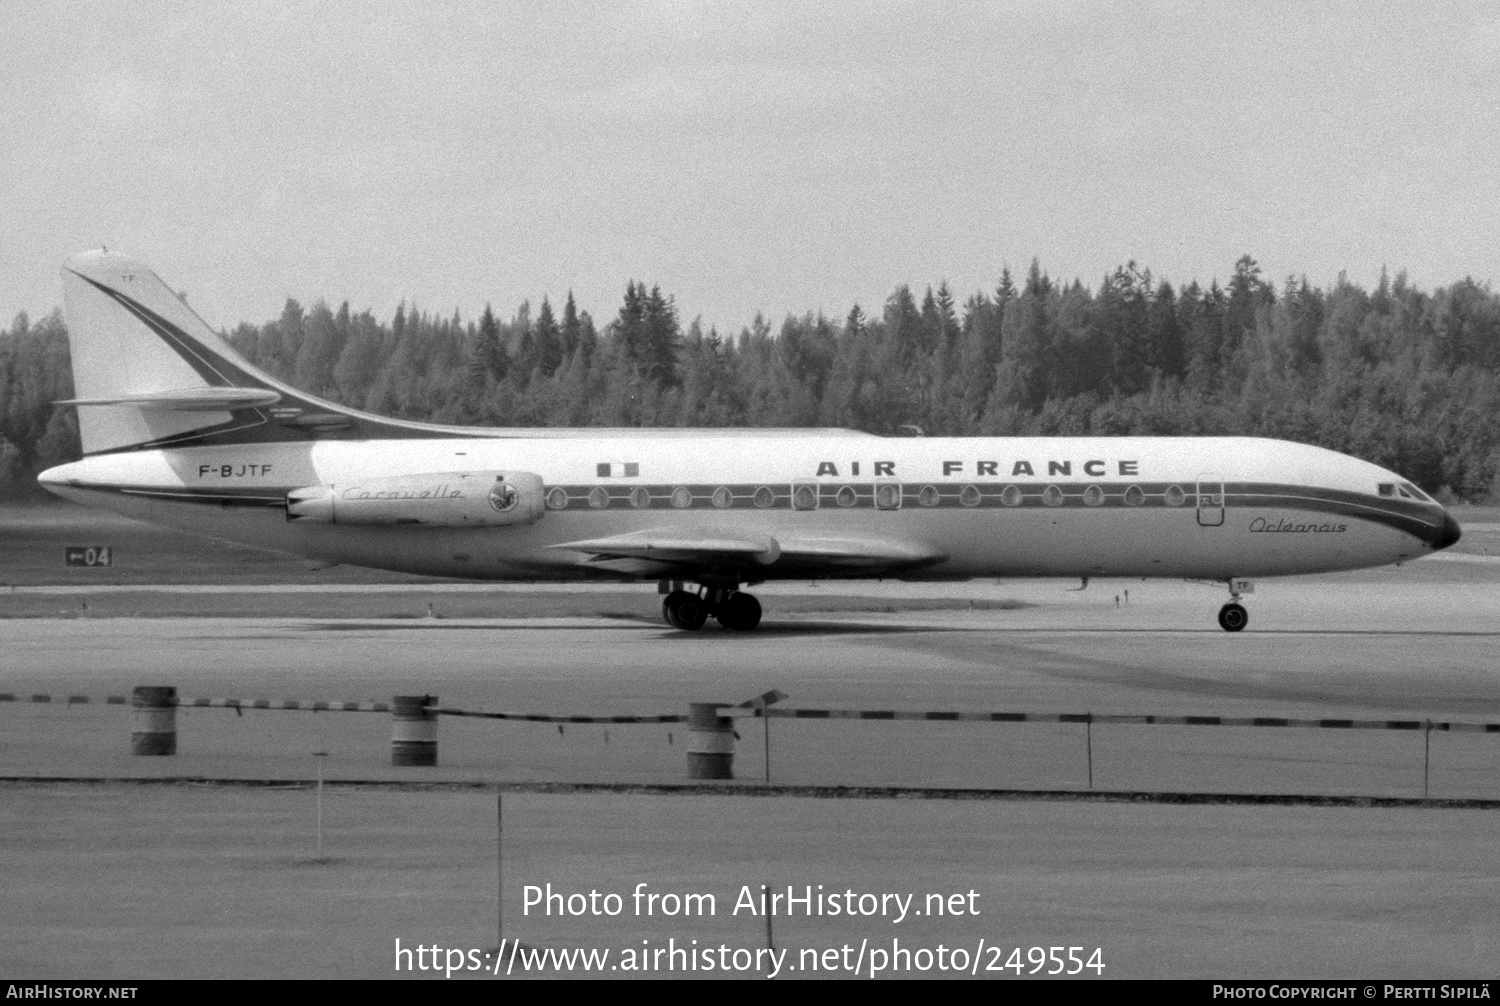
[1378,483,1395,497]
[1400,482,1433,503]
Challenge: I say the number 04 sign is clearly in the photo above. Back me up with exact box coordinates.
[64,546,112,567]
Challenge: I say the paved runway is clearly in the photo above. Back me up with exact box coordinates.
[4,575,1500,793]
[3,569,1500,978]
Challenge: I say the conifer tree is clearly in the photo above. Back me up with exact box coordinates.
[469,304,510,384]
[561,292,582,359]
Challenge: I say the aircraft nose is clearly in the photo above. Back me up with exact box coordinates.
[1428,510,1462,551]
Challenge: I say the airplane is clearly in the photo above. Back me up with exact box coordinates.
[37,251,1462,632]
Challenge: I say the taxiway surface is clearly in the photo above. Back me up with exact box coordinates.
[4,567,1499,979]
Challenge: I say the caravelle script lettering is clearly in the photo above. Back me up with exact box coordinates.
[340,486,465,501]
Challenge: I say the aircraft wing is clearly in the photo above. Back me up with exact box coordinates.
[774,536,946,568]
[548,530,779,565]
[548,528,944,574]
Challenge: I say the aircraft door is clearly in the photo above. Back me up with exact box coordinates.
[1196,474,1225,527]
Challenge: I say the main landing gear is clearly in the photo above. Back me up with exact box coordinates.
[1217,577,1252,632]
[662,587,762,632]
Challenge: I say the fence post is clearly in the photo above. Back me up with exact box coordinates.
[504,791,510,947]
[737,690,787,785]
[313,751,328,856]
[391,695,438,766]
[1423,720,1431,798]
[130,686,177,755]
[687,702,734,779]
[1086,713,1094,789]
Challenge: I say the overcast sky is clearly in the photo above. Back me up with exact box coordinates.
[2,1,1496,333]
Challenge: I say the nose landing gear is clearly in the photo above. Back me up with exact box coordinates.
[1217,602,1248,632]
[661,586,762,632]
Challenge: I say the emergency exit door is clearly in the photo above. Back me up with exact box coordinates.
[1196,475,1225,526]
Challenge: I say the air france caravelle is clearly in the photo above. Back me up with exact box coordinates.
[37,251,1462,632]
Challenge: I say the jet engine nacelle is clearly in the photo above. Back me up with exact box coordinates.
[286,471,546,527]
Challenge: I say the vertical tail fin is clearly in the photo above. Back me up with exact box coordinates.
[58,250,476,456]
[59,251,282,454]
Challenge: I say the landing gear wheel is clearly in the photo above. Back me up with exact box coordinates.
[663,590,709,630]
[1218,602,1248,632]
[715,592,762,631]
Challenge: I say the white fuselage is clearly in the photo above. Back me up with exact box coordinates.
[39,432,1453,584]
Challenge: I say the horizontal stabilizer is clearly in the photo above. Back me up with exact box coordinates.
[54,387,282,412]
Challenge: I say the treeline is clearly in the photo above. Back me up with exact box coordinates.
[4,255,1500,500]
[0,309,76,496]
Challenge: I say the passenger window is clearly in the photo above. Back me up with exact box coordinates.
[918,485,940,507]
[875,483,901,510]
[959,485,981,507]
[836,485,857,507]
[1124,485,1144,507]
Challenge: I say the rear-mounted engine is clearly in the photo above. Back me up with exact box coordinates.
[285,471,545,527]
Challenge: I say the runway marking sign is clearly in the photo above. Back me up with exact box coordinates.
[64,545,112,567]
